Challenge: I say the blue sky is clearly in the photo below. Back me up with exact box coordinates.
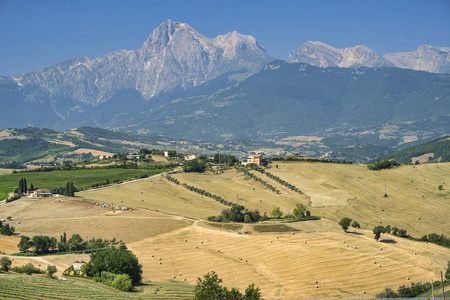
[0,0,449,76]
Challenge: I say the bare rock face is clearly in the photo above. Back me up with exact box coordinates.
[384,45,450,74]
[288,41,393,68]
[12,20,274,106]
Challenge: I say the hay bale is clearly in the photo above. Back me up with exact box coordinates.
[380,247,383,250]
[316,285,319,288]
[353,246,356,249]
[292,232,295,235]
[158,257,162,260]
[195,246,198,249]
[158,262,162,265]
[151,254,154,257]
[172,275,176,279]
[378,264,381,267]
[200,241,203,244]
[217,250,220,252]
[346,244,348,247]
[413,252,416,255]
[314,280,318,283]
[407,277,410,280]
[304,241,307,244]
[184,239,187,242]
[363,291,366,294]
[184,278,186,281]
[373,261,376,264]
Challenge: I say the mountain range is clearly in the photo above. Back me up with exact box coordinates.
[1,20,449,145]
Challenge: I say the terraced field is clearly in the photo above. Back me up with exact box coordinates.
[0,274,194,299]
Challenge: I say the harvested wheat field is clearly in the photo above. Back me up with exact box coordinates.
[127,221,450,299]
[0,197,192,243]
[79,175,229,219]
[268,162,450,237]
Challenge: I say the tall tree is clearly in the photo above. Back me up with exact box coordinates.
[339,217,352,232]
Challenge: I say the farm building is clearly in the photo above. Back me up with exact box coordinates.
[68,261,87,270]
[30,189,53,197]
[247,155,263,165]
[184,154,197,161]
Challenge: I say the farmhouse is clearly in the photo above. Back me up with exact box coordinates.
[68,261,87,270]
[247,155,263,165]
[30,189,53,197]
[184,154,197,161]
[162,149,171,157]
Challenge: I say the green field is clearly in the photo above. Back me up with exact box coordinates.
[0,168,170,200]
[0,273,195,299]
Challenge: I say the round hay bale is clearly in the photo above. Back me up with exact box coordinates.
[316,285,319,288]
[346,244,348,247]
[373,261,376,264]
[158,262,162,265]
[184,278,186,281]
[343,241,345,243]
[378,264,381,267]
[200,241,203,244]
[276,236,279,239]
[158,257,162,260]
[292,232,295,235]
[184,239,187,242]
[195,246,198,249]
[172,275,176,279]
[407,277,410,280]
[151,254,154,257]
[353,246,356,249]
[304,241,307,244]
[314,280,318,283]
[380,247,383,250]
[363,291,366,294]
[413,252,416,255]
[245,260,248,262]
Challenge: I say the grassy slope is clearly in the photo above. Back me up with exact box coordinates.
[268,162,450,237]
[0,273,194,300]
[0,168,167,200]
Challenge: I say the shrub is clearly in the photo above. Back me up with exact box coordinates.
[46,265,57,278]
[111,274,133,291]
[351,221,360,228]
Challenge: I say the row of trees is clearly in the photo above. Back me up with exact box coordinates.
[18,232,116,254]
[240,168,280,194]
[248,164,303,195]
[195,271,261,300]
[367,159,400,170]
[376,276,447,298]
[208,205,261,223]
[270,155,351,164]
[165,175,238,207]
[271,204,312,220]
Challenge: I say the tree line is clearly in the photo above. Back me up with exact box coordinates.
[17,232,117,254]
[247,164,304,195]
[372,225,450,248]
[270,155,352,164]
[165,175,238,207]
[239,168,281,194]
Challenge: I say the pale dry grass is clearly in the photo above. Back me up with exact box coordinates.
[0,168,13,175]
[0,235,20,254]
[411,153,434,163]
[0,197,192,243]
[172,169,310,218]
[128,223,450,299]
[79,175,228,219]
[269,162,450,237]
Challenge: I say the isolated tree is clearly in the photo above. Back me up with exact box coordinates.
[271,206,283,218]
[18,236,33,252]
[46,265,57,278]
[293,204,306,218]
[0,256,12,272]
[339,217,352,232]
[373,226,386,241]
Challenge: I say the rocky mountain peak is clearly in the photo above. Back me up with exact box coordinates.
[384,44,450,74]
[288,41,393,68]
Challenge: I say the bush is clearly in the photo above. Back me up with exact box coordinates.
[111,274,133,291]
[351,221,360,228]
[46,265,57,278]
[11,263,45,275]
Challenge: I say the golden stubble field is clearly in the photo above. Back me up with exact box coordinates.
[1,162,449,299]
[127,221,450,299]
[268,162,450,237]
